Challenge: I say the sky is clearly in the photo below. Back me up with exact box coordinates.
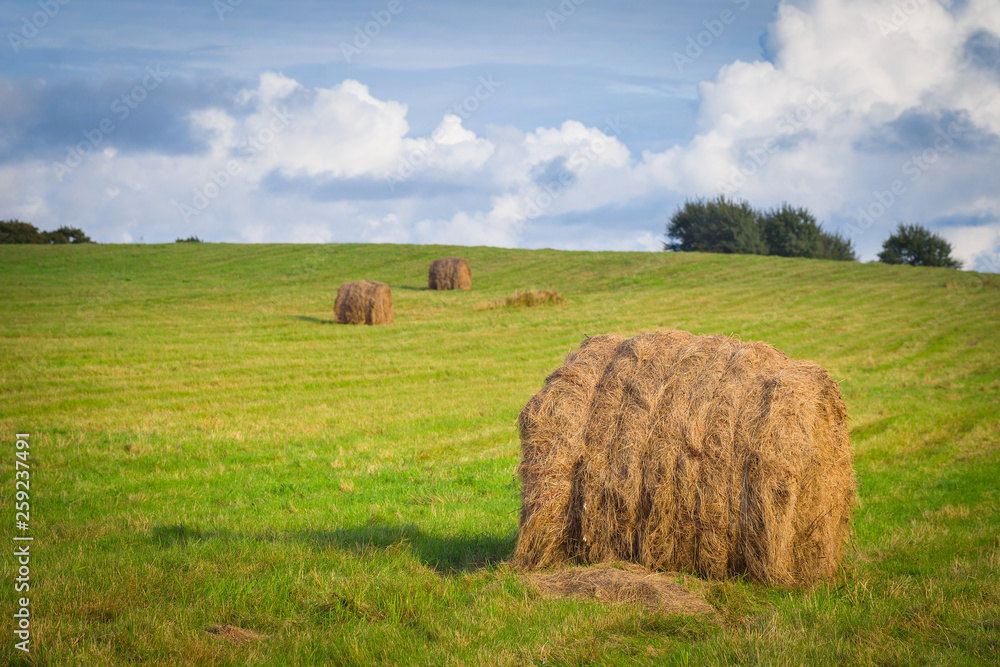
[1,0,999,271]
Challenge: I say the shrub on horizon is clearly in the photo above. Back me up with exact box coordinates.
[1,220,93,244]
[877,223,961,269]
[664,198,856,261]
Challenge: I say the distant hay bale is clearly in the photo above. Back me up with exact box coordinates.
[513,331,855,586]
[428,257,472,290]
[334,280,393,325]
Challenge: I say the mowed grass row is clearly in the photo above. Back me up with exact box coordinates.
[1,243,998,665]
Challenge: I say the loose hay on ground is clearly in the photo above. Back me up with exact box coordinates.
[513,330,856,587]
[205,624,267,643]
[526,563,717,617]
[473,290,565,311]
[334,280,393,325]
[428,257,472,290]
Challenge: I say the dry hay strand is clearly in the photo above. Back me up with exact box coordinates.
[205,624,267,643]
[334,280,393,325]
[513,330,856,587]
[527,563,717,616]
[473,290,565,311]
[428,257,472,290]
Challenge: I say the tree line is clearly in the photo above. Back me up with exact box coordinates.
[664,197,962,268]
[0,220,93,244]
[1,209,965,269]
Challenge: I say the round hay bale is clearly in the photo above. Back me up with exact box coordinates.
[428,257,472,290]
[334,280,393,325]
[513,331,856,586]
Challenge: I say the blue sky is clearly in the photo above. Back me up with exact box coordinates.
[2,0,999,270]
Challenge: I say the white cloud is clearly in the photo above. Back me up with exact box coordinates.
[361,213,413,244]
[643,0,1000,196]
[622,0,1000,264]
[970,253,1000,273]
[239,71,302,106]
[414,207,522,247]
[1,0,998,267]
[243,75,411,179]
[394,114,495,177]
[945,223,1000,269]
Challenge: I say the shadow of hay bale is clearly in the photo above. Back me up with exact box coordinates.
[290,315,336,325]
[298,524,516,574]
[513,330,856,587]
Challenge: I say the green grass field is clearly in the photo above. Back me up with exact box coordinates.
[1,243,998,666]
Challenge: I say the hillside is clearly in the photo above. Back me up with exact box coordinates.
[1,243,998,665]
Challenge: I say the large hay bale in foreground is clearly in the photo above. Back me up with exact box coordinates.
[428,257,472,290]
[334,280,393,325]
[513,331,855,586]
